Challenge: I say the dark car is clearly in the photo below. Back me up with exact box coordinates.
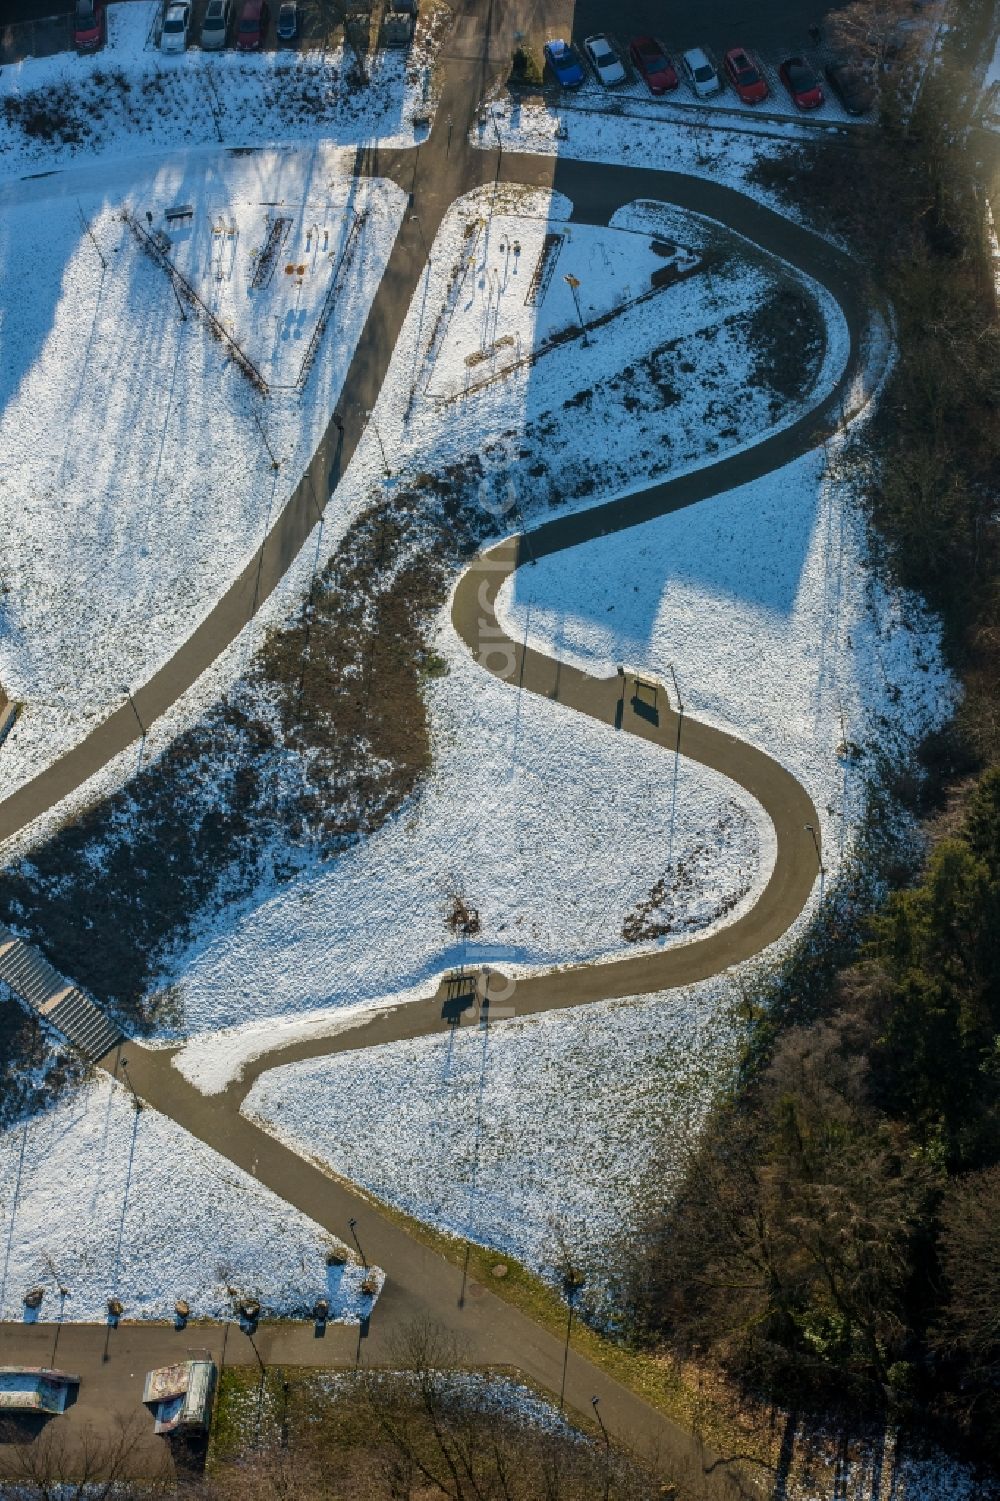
[629,35,677,94]
[73,0,104,50]
[276,0,297,40]
[779,55,824,109]
[723,46,768,104]
[236,0,268,49]
[543,38,586,87]
[824,60,875,115]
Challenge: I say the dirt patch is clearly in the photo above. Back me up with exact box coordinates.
[0,997,85,1129]
[0,467,491,1038]
[621,811,756,943]
[746,283,826,408]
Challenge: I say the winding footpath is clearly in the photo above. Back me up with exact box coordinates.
[0,2,884,1493]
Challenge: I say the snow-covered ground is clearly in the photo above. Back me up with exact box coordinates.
[150,183,856,1077]
[243,975,739,1298]
[0,2,430,181]
[236,334,953,1299]
[0,1072,381,1323]
[370,185,848,509]
[0,146,405,801]
[167,635,773,1082]
[791,1446,1000,1501]
[0,118,956,1337]
[495,443,955,890]
[486,98,818,219]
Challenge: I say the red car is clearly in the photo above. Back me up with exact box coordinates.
[779,55,824,109]
[629,35,678,94]
[73,0,104,50]
[723,47,768,104]
[236,0,268,49]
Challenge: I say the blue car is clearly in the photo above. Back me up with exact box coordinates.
[544,38,586,87]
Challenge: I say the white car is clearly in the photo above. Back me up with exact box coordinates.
[584,33,626,86]
[160,1,190,50]
[681,46,720,97]
[200,0,231,48]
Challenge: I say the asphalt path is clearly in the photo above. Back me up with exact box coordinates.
[0,0,879,1488]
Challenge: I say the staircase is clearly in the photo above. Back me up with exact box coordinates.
[0,925,122,1061]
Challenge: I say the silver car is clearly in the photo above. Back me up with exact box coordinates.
[681,46,721,97]
[160,1,190,50]
[584,33,626,86]
[201,0,231,48]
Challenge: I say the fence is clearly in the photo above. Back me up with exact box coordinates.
[123,209,270,397]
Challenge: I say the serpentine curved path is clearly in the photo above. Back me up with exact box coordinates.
[0,8,884,1494]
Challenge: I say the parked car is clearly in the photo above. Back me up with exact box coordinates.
[276,0,297,40]
[584,33,626,87]
[73,0,104,50]
[681,46,720,98]
[629,35,677,94]
[723,46,768,104]
[160,1,190,51]
[200,0,231,49]
[543,37,585,87]
[824,59,875,115]
[236,0,268,49]
[779,55,824,108]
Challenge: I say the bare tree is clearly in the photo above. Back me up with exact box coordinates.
[2,1410,164,1500]
[297,0,371,80]
[825,0,919,71]
[932,1165,1000,1439]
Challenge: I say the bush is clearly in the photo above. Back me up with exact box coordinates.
[510,44,543,85]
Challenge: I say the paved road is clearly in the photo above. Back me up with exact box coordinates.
[0,0,879,1489]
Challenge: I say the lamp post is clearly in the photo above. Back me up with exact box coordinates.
[409,214,431,261]
[491,108,503,187]
[119,1057,142,1113]
[559,1269,584,1412]
[247,1330,266,1446]
[804,823,825,873]
[51,1284,69,1364]
[592,1396,611,1501]
[348,1216,367,1269]
[563,274,589,346]
[252,407,280,470]
[667,662,684,717]
[362,408,390,478]
[121,685,144,739]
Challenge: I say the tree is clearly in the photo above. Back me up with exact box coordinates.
[629,1024,936,1403]
[932,1166,1000,1441]
[1,1411,161,1500]
[825,0,919,72]
[869,836,1000,1168]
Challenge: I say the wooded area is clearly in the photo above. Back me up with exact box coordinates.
[627,0,1000,1457]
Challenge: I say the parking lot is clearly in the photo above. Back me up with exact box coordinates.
[0,0,361,64]
[3,0,836,68]
[540,0,831,69]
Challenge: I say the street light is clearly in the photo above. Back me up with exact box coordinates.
[804,823,825,873]
[563,274,589,347]
[491,108,503,186]
[559,1269,584,1412]
[51,1284,69,1364]
[409,214,431,261]
[121,685,144,739]
[119,1057,142,1112]
[592,1396,611,1501]
[362,408,391,478]
[348,1216,368,1269]
[667,662,684,717]
[247,1329,266,1446]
